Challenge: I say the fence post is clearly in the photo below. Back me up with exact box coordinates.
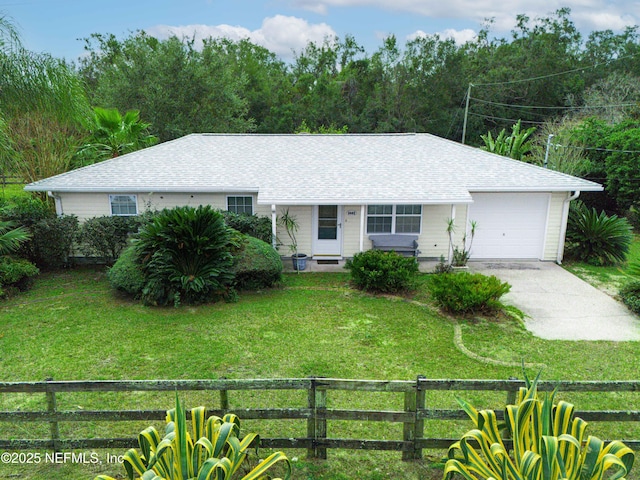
[306,377,327,459]
[403,375,425,460]
[45,378,60,453]
[506,377,518,405]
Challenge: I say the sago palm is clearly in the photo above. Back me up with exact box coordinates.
[0,220,30,256]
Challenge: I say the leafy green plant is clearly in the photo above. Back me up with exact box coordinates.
[429,272,510,315]
[0,256,38,297]
[134,205,235,306]
[222,211,272,244]
[565,201,633,266]
[433,255,453,274]
[106,246,145,297]
[79,215,139,263]
[231,234,282,290]
[277,208,299,257]
[95,396,291,480]
[480,120,537,160]
[619,280,640,315]
[1,196,78,269]
[445,372,635,480]
[0,220,30,255]
[447,219,477,267]
[345,249,419,293]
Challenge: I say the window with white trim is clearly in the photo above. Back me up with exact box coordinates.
[110,195,138,216]
[367,204,422,234]
[227,196,253,215]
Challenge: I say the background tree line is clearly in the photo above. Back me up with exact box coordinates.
[3,8,640,214]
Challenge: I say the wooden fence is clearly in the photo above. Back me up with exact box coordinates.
[1,377,639,460]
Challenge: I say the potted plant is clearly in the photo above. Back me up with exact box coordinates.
[278,208,307,271]
[446,218,477,268]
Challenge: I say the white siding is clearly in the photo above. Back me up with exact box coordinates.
[543,192,567,261]
[59,192,263,221]
[274,205,313,256]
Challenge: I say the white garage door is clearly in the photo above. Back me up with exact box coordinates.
[467,193,549,259]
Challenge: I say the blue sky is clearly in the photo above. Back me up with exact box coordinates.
[1,0,638,62]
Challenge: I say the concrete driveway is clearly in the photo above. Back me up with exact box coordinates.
[469,262,640,341]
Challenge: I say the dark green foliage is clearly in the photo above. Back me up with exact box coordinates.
[344,249,418,293]
[565,201,633,265]
[106,246,145,297]
[79,215,139,263]
[231,234,282,290]
[1,196,79,269]
[0,257,39,297]
[135,205,235,306]
[429,272,511,314]
[620,280,640,315]
[604,120,640,211]
[221,211,272,244]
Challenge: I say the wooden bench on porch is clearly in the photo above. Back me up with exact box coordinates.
[369,234,420,257]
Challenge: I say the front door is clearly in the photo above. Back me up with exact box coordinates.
[312,205,342,257]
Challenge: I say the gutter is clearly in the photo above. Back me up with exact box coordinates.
[556,190,580,264]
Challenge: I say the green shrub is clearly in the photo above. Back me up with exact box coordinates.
[344,249,419,293]
[565,201,633,266]
[95,396,291,480]
[232,234,282,290]
[222,210,272,244]
[106,246,145,297]
[429,271,511,314]
[0,257,39,295]
[619,280,640,314]
[1,196,79,269]
[79,215,139,263]
[135,205,235,306]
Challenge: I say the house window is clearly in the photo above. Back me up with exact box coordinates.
[110,195,137,216]
[227,196,253,215]
[367,204,421,234]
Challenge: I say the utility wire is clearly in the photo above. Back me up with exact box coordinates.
[470,97,637,111]
[471,52,639,87]
[468,112,546,125]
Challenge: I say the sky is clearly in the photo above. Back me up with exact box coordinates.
[1,0,638,62]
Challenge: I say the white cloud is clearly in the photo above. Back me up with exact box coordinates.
[287,0,640,36]
[147,15,336,59]
[409,28,477,45]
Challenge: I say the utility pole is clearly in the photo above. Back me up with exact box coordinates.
[461,83,472,145]
[543,134,554,168]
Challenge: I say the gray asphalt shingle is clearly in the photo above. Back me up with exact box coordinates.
[25,133,602,204]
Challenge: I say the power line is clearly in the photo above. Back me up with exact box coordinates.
[470,97,637,111]
[468,112,546,125]
[471,52,640,87]
[551,143,640,155]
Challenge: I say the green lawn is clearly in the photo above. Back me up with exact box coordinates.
[1,267,639,479]
[564,235,640,296]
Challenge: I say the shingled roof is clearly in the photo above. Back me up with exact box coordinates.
[25,133,602,204]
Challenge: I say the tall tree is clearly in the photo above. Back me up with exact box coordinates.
[79,32,253,141]
[0,13,90,184]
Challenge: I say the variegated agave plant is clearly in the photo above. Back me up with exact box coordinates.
[95,396,290,480]
[445,372,634,480]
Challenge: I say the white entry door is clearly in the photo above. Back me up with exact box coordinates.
[312,205,342,257]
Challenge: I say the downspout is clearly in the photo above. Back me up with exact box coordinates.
[359,205,366,252]
[271,204,277,251]
[557,191,580,264]
[47,191,63,216]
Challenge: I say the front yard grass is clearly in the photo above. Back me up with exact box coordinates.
[1,267,639,479]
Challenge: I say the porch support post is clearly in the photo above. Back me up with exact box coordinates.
[271,204,277,250]
[448,204,456,263]
[359,205,366,252]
